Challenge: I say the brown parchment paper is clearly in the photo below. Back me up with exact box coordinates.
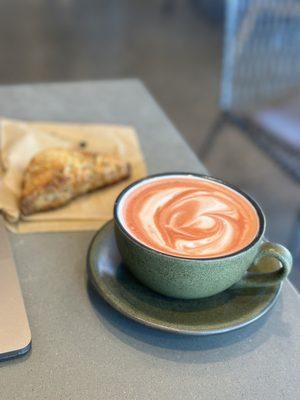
[0,118,147,233]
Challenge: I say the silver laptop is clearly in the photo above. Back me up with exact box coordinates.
[0,217,31,360]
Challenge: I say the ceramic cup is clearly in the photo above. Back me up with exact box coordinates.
[114,173,293,299]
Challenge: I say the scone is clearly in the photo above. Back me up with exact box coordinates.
[20,148,131,215]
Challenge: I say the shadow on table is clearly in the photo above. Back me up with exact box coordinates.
[87,282,288,365]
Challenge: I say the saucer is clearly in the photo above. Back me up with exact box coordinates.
[87,221,281,335]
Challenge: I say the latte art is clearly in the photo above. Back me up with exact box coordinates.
[120,176,260,258]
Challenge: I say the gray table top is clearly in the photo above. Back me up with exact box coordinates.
[0,80,299,400]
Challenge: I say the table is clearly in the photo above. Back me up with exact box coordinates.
[0,80,299,400]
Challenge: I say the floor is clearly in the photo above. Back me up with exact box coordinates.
[0,0,299,288]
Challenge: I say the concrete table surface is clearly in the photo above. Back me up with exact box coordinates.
[0,80,299,400]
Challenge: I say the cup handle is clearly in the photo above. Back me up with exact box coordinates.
[234,241,293,289]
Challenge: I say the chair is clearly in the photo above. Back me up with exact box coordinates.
[200,0,300,263]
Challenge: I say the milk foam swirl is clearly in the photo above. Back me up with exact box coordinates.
[120,177,259,258]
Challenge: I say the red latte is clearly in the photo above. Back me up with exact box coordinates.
[118,176,260,258]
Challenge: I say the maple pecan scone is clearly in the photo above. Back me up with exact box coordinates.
[20,148,131,215]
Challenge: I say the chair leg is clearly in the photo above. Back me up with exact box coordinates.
[199,113,227,159]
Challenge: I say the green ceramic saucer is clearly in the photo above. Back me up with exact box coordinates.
[87,221,282,335]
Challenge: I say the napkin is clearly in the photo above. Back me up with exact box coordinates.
[0,118,147,233]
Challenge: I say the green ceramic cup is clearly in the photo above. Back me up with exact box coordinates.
[114,173,293,299]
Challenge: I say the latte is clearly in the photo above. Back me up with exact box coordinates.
[118,175,260,258]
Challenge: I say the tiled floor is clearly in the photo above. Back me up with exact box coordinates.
[0,0,299,288]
